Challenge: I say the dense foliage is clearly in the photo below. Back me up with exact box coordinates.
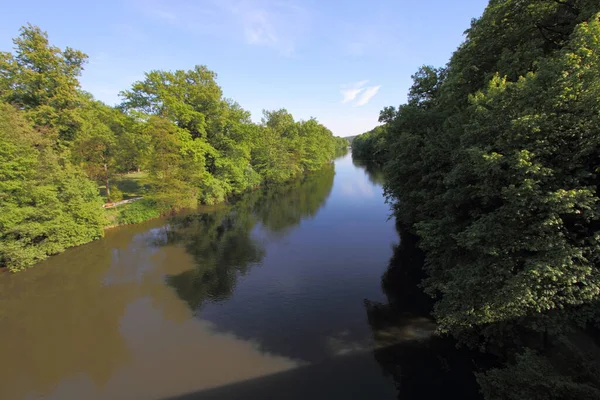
[0,25,340,272]
[351,125,389,163]
[0,104,105,271]
[353,0,600,397]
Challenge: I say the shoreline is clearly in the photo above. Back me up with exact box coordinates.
[2,162,341,274]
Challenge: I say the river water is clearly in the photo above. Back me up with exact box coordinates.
[0,152,480,400]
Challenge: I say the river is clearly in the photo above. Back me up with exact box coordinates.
[0,152,480,400]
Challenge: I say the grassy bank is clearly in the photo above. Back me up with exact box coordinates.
[102,172,165,228]
[104,199,164,228]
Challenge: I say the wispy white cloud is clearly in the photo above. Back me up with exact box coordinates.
[134,0,308,56]
[340,80,381,106]
[355,85,381,106]
[341,88,364,103]
[243,10,278,46]
[340,80,369,104]
[340,179,374,198]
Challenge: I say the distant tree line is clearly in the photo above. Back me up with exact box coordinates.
[353,1,600,398]
[0,25,343,272]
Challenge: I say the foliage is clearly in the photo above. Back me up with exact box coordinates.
[352,124,390,163]
[344,135,358,145]
[0,103,105,271]
[0,24,87,142]
[367,0,600,339]
[355,1,600,396]
[117,199,162,225]
[477,348,600,400]
[121,69,337,201]
[333,136,349,157]
[71,99,121,200]
[0,24,339,272]
[108,187,123,203]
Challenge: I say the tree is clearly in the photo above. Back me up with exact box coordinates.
[252,109,336,184]
[120,66,264,204]
[144,116,206,210]
[120,65,223,139]
[352,125,389,164]
[0,103,105,271]
[0,24,340,272]
[477,348,600,400]
[0,24,87,142]
[72,100,119,201]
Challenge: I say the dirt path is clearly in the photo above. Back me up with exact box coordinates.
[102,197,143,209]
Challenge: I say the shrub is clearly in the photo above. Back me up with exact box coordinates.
[117,199,162,225]
[108,186,123,203]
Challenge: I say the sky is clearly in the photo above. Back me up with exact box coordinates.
[0,0,488,137]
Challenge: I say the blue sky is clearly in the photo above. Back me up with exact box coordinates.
[0,0,488,137]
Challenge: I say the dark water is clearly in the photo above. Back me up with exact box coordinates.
[0,152,480,400]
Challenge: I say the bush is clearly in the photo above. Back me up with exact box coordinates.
[117,199,162,225]
[107,186,123,203]
[477,348,600,400]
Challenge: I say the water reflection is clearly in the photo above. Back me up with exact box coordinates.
[252,164,335,234]
[164,165,335,313]
[163,211,265,310]
[0,220,299,400]
[364,227,482,399]
[351,157,385,186]
[163,159,397,365]
[0,154,406,400]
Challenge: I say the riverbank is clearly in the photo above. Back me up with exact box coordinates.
[1,162,342,274]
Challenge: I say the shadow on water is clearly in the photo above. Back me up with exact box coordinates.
[160,225,482,400]
[161,158,482,400]
[163,351,392,400]
[365,225,483,399]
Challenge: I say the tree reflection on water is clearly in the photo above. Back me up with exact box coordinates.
[163,165,335,312]
[364,225,483,399]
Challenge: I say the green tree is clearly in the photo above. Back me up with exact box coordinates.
[71,100,120,201]
[144,116,207,210]
[251,109,299,184]
[252,109,336,184]
[0,24,87,142]
[0,103,105,271]
[120,66,223,139]
[120,66,264,204]
[373,1,600,342]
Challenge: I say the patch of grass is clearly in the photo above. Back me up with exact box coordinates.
[103,207,120,228]
[99,171,150,200]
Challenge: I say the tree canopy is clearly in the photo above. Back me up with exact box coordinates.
[0,25,341,272]
[352,0,600,397]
